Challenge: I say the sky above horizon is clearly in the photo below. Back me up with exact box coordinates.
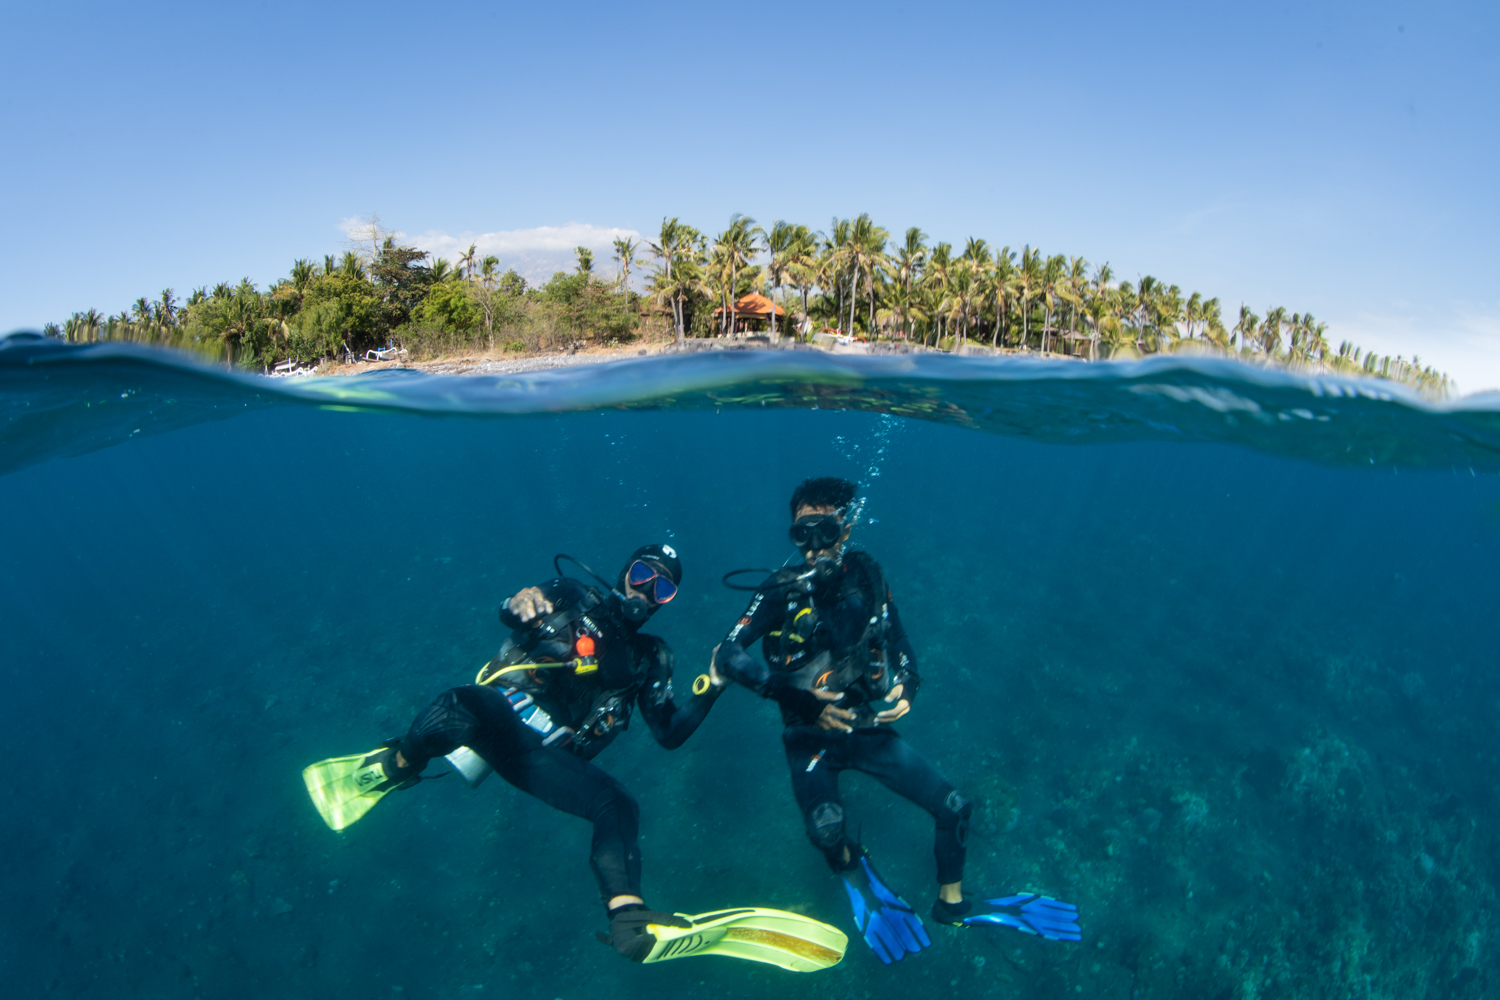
[3,0,1497,391]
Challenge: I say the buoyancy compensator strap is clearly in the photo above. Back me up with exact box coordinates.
[777,552,893,691]
[476,587,606,686]
[533,588,603,639]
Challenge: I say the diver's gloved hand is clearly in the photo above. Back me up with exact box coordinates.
[715,644,767,689]
[598,904,691,963]
[933,893,1081,941]
[718,643,828,718]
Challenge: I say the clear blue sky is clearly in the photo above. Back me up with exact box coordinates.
[4,0,1497,390]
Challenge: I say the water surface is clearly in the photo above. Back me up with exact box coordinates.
[3,339,1497,999]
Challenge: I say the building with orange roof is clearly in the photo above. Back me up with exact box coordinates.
[713,293,787,333]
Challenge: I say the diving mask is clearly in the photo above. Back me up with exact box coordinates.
[789,515,845,551]
[626,560,677,604]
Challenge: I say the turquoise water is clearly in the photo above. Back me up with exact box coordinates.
[3,337,1499,999]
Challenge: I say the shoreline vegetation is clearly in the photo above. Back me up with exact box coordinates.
[46,214,1452,397]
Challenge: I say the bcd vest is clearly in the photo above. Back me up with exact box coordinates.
[762,552,896,714]
[474,586,633,755]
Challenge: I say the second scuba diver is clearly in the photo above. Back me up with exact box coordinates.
[302,544,847,972]
[714,478,1081,964]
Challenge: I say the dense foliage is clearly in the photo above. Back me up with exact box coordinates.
[51,214,1449,395]
[644,214,1452,397]
[51,240,643,370]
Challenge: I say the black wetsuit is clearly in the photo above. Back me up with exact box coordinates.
[717,552,970,884]
[396,577,720,902]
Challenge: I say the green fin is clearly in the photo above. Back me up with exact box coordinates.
[302,748,403,831]
[642,907,847,973]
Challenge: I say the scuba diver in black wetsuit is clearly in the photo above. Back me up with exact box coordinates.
[303,545,852,968]
[715,479,1081,964]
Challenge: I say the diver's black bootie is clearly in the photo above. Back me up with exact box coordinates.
[369,740,424,787]
[931,896,974,926]
[302,740,428,832]
[598,904,690,963]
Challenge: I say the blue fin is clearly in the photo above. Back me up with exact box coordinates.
[840,855,931,964]
[961,893,1081,942]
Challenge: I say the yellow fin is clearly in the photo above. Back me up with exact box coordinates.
[301,749,396,831]
[642,907,847,973]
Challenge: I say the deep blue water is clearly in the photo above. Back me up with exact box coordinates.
[4,338,1500,999]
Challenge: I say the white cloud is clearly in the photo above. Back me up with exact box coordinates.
[379,221,650,287]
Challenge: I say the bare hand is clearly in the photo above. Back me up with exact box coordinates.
[508,587,553,623]
[874,684,910,725]
[815,688,855,732]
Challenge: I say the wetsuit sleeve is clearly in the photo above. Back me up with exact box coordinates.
[886,594,921,704]
[497,578,575,630]
[714,584,781,694]
[716,583,824,717]
[635,637,722,750]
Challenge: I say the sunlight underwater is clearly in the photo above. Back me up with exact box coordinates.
[2,336,1499,999]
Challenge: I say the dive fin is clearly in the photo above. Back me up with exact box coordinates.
[640,907,848,973]
[301,745,415,831]
[841,855,931,964]
[949,893,1082,941]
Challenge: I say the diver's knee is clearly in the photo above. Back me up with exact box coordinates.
[809,801,845,849]
[407,688,477,744]
[593,783,639,824]
[939,789,972,844]
[618,786,640,822]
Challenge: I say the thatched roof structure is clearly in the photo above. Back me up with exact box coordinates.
[713,293,786,318]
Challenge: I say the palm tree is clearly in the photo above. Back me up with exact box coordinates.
[1201,298,1228,351]
[612,237,639,291]
[781,225,820,338]
[1260,306,1286,357]
[991,247,1016,347]
[1016,246,1041,350]
[1305,314,1329,364]
[958,238,992,350]
[1183,291,1203,341]
[1060,257,1088,351]
[847,214,889,338]
[892,227,927,340]
[924,242,953,346]
[478,256,501,348]
[66,309,104,343]
[764,221,800,339]
[574,246,595,278]
[1039,254,1068,354]
[1083,293,1113,360]
[1131,276,1162,352]
[1156,284,1184,352]
[290,260,316,291]
[648,218,701,344]
[883,281,914,342]
[1234,305,1260,355]
[158,289,179,327]
[711,214,762,334]
[821,217,852,332]
[949,263,978,349]
[459,244,478,282]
